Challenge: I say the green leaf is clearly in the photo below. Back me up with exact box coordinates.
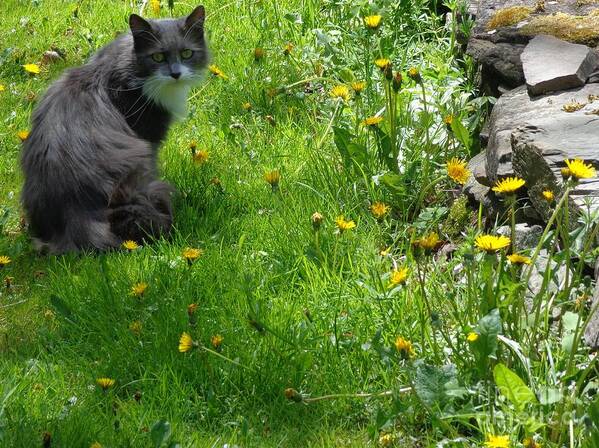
[332,126,353,165]
[151,419,172,448]
[380,173,404,194]
[450,116,471,152]
[471,309,502,374]
[413,361,460,410]
[493,363,537,412]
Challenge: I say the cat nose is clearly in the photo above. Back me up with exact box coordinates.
[170,71,181,80]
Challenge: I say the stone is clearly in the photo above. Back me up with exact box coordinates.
[584,259,599,350]
[497,223,543,251]
[521,35,599,96]
[484,84,599,187]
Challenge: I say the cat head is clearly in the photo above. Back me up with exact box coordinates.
[129,5,208,84]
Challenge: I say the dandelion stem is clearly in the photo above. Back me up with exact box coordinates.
[199,346,257,373]
[303,388,411,403]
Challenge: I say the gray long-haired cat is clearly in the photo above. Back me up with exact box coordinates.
[21,5,208,254]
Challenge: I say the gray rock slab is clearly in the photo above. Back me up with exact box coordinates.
[584,259,599,350]
[497,223,543,251]
[521,35,599,96]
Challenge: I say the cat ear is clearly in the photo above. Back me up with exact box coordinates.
[185,5,205,30]
[129,14,156,50]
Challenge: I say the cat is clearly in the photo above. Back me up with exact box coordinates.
[20,5,208,254]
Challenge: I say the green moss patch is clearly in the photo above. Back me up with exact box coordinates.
[486,6,533,30]
[520,11,599,45]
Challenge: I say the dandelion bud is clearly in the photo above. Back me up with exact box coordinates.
[265,115,276,126]
[4,276,13,289]
[134,390,142,402]
[42,431,52,448]
[392,71,402,92]
[383,65,393,81]
[253,47,265,61]
[311,212,323,230]
[303,308,313,322]
[211,334,224,350]
[187,303,198,326]
[561,167,571,180]
[407,67,422,83]
[283,42,293,56]
[249,317,266,334]
[284,388,303,402]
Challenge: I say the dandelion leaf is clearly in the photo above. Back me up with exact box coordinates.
[493,363,537,412]
[413,361,463,410]
[151,419,172,448]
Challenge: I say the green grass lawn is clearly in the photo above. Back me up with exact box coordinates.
[1,0,599,447]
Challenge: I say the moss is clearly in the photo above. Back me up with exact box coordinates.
[486,6,533,30]
[520,12,599,45]
[442,196,473,238]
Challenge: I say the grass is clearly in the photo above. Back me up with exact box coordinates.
[1,0,599,447]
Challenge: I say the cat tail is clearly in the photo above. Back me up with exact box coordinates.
[33,208,120,254]
[107,180,174,243]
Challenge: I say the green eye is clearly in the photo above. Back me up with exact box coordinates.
[181,49,193,59]
[151,52,165,63]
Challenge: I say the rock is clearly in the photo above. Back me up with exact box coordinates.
[521,35,599,96]
[497,223,543,251]
[41,50,62,64]
[584,260,599,350]
[527,250,570,321]
[485,84,599,187]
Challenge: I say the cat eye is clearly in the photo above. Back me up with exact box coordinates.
[151,52,166,63]
[180,49,193,59]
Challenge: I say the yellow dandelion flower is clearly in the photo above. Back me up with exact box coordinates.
[378,433,394,447]
[446,158,471,185]
[208,64,228,80]
[565,158,596,180]
[374,58,391,70]
[264,169,281,187]
[178,332,193,352]
[466,332,479,342]
[484,435,510,448]
[443,114,454,126]
[182,247,203,263]
[475,234,511,253]
[0,256,11,267]
[561,167,571,178]
[210,334,224,349]
[96,377,115,390]
[242,102,252,111]
[492,177,525,194]
[283,42,294,55]
[0,84,5,92]
[17,130,30,142]
[351,81,366,93]
[379,247,391,257]
[414,232,440,251]
[364,15,382,29]
[253,47,265,60]
[122,240,139,251]
[522,437,540,448]
[150,0,160,15]
[542,190,554,202]
[362,116,384,126]
[370,202,390,219]
[193,149,209,164]
[335,216,356,232]
[394,336,415,357]
[389,267,408,286]
[407,67,422,82]
[129,320,142,334]
[90,442,103,448]
[130,282,148,297]
[23,64,40,74]
[330,85,350,102]
[507,253,532,265]
[44,309,55,319]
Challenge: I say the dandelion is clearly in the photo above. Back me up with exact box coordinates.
[130,282,148,297]
[242,102,252,111]
[122,240,139,251]
[364,15,382,29]
[284,387,303,402]
[17,130,30,142]
[0,256,11,268]
[443,114,454,126]
[394,336,415,358]
[210,334,224,349]
[379,247,391,257]
[265,114,276,126]
[351,81,366,94]
[335,216,356,232]
[208,64,227,80]
[507,253,532,265]
[193,149,209,164]
[264,169,281,188]
[150,0,160,15]
[407,67,422,83]
[466,332,479,342]
[311,212,324,230]
[4,276,14,288]
[374,58,391,71]
[182,247,203,264]
[253,47,265,60]
[492,177,525,195]
[178,332,194,353]
[414,232,440,251]
[392,71,402,92]
[23,64,40,74]
[44,309,55,320]
[0,84,5,92]
[187,303,198,316]
[561,167,571,179]
[283,42,294,56]
[475,234,511,253]
[90,442,103,448]
[565,158,596,180]
[378,433,395,447]
[522,438,539,448]
[389,267,408,286]
[96,377,115,390]
[484,435,510,448]
[542,190,554,202]
[129,321,142,334]
[330,85,350,102]
[362,116,384,127]
[370,202,390,219]
[446,158,470,185]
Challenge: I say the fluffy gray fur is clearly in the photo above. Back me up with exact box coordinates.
[21,5,208,254]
